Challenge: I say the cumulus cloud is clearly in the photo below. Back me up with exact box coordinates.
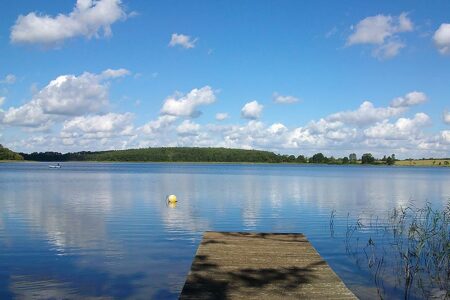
[347,12,413,59]
[215,112,229,121]
[268,123,287,135]
[1,99,53,129]
[273,93,299,104]
[0,97,5,107]
[5,88,449,158]
[61,112,134,140]
[444,110,450,124]
[207,120,288,150]
[160,86,216,118]
[177,120,200,136]
[307,118,344,134]
[433,23,450,55]
[1,74,16,84]
[10,0,126,45]
[390,91,427,107]
[37,74,108,115]
[241,101,263,120]
[168,33,197,49]
[326,101,404,125]
[140,115,177,135]
[0,69,129,129]
[441,130,450,144]
[364,113,431,140]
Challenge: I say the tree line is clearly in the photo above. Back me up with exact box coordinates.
[16,147,397,165]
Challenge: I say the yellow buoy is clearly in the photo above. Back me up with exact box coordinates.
[167,194,177,203]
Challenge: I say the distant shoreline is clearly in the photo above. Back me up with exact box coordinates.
[2,146,449,167]
[2,159,449,167]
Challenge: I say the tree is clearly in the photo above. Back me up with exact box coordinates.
[342,157,349,164]
[296,155,307,163]
[0,144,24,160]
[386,156,394,165]
[391,154,396,161]
[349,153,357,163]
[361,153,375,164]
[310,153,328,164]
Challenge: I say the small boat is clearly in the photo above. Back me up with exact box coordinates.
[49,163,61,169]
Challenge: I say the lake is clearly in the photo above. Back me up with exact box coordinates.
[0,162,449,299]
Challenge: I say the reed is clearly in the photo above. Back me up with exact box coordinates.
[332,202,450,299]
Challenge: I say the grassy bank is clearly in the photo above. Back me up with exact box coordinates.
[395,159,450,167]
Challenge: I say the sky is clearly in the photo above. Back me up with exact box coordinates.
[0,0,449,159]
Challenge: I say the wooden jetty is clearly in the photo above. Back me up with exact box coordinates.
[180,231,356,299]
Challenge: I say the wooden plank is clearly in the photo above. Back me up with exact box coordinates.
[180,232,356,300]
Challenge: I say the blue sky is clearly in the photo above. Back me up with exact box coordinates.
[0,0,449,158]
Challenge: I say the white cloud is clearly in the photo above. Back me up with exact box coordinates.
[364,113,431,140]
[372,40,405,60]
[140,115,177,136]
[444,110,450,124]
[347,13,412,45]
[273,93,299,104]
[10,0,126,45]
[285,119,358,149]
[160,86,216,118]
[433,23,450,55]
[307,118,344,134]
[398,13,414,32]
[0,97,5,107]
[268,123,287,134]
[5,88,450,158]
[441,130,450,144]
[209,120,288,150]
[100,68,130,79]
[37,74,108,115]
[61,112,134,139]
[348,15,394,45]
[215,112,229,121]
[347,12,413,59]
[168,33,197,49]
[177,120,200,136]
[1,69,129,128]
[1,99,53,129]
[326,101,404,125]
[390,91,427,107]
[241,100,263,120]
[1,74,16,84]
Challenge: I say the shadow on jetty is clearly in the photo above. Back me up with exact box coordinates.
[182,253,320,299]
[180,232,326,300]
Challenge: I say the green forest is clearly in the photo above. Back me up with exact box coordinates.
[19,147,282,163]
[15,147,404,165]
[0,144,23,160]
[1,145,446,166]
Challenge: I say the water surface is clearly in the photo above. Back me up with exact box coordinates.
[0,163,449,299]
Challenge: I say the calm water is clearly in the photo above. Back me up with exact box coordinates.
[0,162,449,299]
